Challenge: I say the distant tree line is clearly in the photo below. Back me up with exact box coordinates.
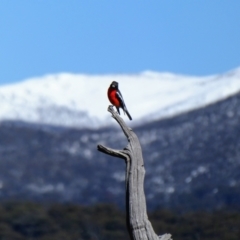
[0,201,239,240]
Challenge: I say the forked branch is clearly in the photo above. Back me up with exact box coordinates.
[97,105,172,240]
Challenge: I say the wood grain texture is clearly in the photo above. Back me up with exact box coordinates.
[97,106,172,240]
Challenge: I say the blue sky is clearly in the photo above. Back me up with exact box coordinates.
[0,1,239,85]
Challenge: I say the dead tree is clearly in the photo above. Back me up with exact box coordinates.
[97,106,172,240]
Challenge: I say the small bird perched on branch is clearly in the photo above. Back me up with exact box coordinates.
[107,81,132,120]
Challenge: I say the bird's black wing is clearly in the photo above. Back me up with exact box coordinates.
[116,90,126,110]
[116,90,132,120]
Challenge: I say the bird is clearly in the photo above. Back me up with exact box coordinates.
[107,81,132,120]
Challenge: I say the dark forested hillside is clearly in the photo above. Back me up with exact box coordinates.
[0,91,240,211]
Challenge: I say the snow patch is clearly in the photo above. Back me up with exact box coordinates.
[0,68,240,128]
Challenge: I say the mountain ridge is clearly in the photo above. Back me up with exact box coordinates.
[0,67,240,129]
[0,89,240,211]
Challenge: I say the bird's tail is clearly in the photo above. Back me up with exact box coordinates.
[125,109,132,121]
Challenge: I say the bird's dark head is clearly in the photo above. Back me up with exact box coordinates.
[110,81,119,89]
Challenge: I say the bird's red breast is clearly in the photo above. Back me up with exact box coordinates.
[108,88,121,107]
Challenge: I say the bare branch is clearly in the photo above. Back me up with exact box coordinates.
[97,105,172,240]
[97,144,129,161]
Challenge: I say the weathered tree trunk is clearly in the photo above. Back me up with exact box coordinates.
[97,106,172,240]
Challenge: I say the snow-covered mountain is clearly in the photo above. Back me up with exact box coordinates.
[0,67,240,128]
[1,88,240,210]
